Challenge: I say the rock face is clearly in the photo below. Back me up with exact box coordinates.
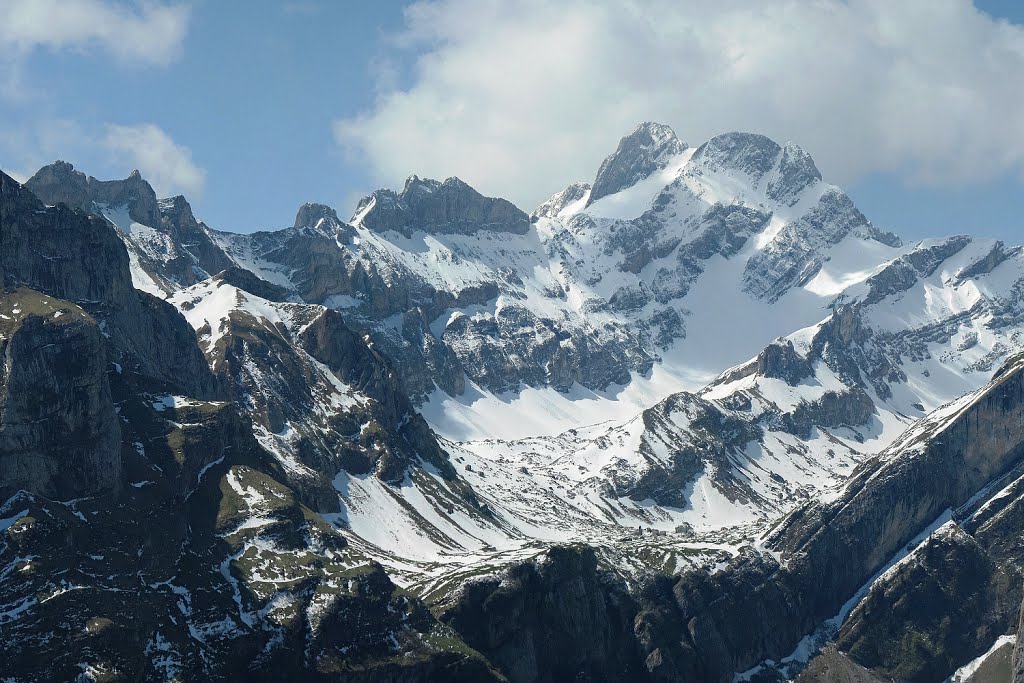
[756,339,813,385]
[742,188,885,302]
[2,170,138,308]
[156,193,236,283]
[167,274,490,539]
[836,523,1014,681]
[441,546,644,683]
[356,175,531,237]
[0,289,120,500]
[294,201,359,244]
[588,122,686,204]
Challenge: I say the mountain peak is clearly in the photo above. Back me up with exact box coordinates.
[587,122,688,205]
[632,121,678,143]
[692,132,783,179]
[26,161,160,226]
[355,175,529,238]
[158,194,199,229]
[294,202,341,230]
[689,132,824,206]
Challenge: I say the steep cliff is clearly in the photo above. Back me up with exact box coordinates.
[0,288,120,500]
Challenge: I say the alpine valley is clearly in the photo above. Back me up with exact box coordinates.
[4,123,1024,682]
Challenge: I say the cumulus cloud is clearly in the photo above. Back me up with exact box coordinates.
[1,118,204,199]
[101,123,206,197]
[335,0,1024,209]
[0,0,189,66]
[0,118,89,180]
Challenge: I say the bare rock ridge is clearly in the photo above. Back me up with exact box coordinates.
[25,159,161,225]
[531,181,590,220]
[294,201,358,244]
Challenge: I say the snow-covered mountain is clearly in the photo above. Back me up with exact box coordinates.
[12,121,1024,680]
[23,124,1024,560]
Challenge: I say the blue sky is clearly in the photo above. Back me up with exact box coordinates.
[1,0,1023,242]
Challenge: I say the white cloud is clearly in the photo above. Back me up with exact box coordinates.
[335,0,1024,209]
[101,123,206,197]
[0,0,189,66]
[1,119,204,198]
[0,117,89,181]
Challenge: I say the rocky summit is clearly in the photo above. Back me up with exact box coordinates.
[4,122,1024,681]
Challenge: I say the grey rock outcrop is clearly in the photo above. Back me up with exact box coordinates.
[155,194,235,283]
[356,175,530,237]
[863,235,972,305]
[212,266,292,302]
[25,160,160,225]
[958,241,1018,283]
[625,392,762,508]
[294,201,340,230]
[298,306,458,481]
[692,131,784,184]
[743,188,883,301]
[440,302,653,394]
[294,201,358,244]
[1015,595,1024,682]
[756,339,813,385]
[767,142,823,206]
[782,388,875,439]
